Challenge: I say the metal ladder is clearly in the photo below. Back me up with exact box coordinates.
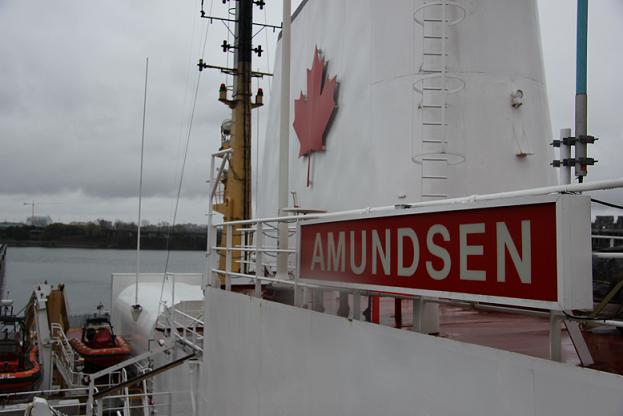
[413,1,466,199]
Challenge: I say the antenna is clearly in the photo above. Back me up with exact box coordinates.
[551,1,597,184]
[133,57,149,317]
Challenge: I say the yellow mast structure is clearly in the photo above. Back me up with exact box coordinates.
[200,0,266,276]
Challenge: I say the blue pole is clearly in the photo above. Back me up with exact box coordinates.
[575,0,589,179]
[576,0,588,95]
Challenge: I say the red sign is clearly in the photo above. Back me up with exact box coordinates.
[298,196,592,309]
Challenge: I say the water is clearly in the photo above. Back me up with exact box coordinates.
[3,247,205,315]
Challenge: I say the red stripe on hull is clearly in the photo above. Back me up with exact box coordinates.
[70,337,131,369]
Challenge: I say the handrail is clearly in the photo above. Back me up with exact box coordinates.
[50,322,84,386]
[167,306,204,352]
[592,235,623,240]
[215,177,623,226]
[172,308,204,325]
[0,386,94,399]
[211,266,623,328]
[204,179,623,370]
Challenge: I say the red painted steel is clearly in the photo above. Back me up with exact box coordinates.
[300,203,557,303]
[0,347,41,393]
[70,336,131,368]
[293,48,338,157]
[372,297,380,324]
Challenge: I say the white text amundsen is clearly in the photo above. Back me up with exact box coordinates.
[309,221,531,283]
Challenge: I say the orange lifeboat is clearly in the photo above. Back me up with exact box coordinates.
[69,316,130,371]
[0,308,40,392]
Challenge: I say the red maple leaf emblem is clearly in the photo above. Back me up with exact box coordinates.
[293,48,338,157]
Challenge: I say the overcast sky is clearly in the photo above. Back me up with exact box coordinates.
[0,0,621,224]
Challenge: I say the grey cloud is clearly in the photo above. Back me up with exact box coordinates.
[0,0,245,203]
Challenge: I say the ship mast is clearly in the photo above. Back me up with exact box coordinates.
[199,0,276,275]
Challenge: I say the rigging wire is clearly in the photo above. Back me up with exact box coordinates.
[263,5,272,93]
[591,198,623,211]
[168,2,202,232]
[253,5,274,216]
[252,4,275,215]
[158,0,215,314]
[226,6,235,92]
[162,71,202,274]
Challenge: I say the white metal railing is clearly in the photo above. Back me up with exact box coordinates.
[592,234,623,252]
[208,178,623,289]
[170,308,204,352]
[0,387,93,402]
[207,216,299,298]
[154,274,204,353]
[50,323,136,392]
[593,252,623,259]
[0,399,84,416]
[206,178,623,364]
[592,235,623,240]
[50,322,85,387]
[99,390,186,416]
[0,330,185,416]
[0,390,182,416]
[213,177,623,227]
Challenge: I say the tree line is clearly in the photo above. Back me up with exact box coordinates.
[0,220,210,251]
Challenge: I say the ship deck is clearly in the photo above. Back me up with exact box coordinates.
[314,292,623,376]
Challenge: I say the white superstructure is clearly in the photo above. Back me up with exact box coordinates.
[258,0,555,216]
[111,273,203,354]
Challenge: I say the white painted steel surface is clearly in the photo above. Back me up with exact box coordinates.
[111,273,202,416]
[201,288,623,416]
[258,0,555,217]
[111,273,203,354]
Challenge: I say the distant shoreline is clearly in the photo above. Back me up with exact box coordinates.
[2,241,203,251]
[0,223,211,251]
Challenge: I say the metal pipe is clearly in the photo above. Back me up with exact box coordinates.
[575,0,588,178]
[205,156,216,289]
[594,320,623,328]
[210,148,233,158]
[217,177,623,226]
[92,353,196,401]
[212,246,295,253]
[592,252,623,259]
[576,0,588,96]
[277,0,292,278]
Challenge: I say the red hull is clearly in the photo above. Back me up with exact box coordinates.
[0,348,40,393]
[69,336,131,369]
